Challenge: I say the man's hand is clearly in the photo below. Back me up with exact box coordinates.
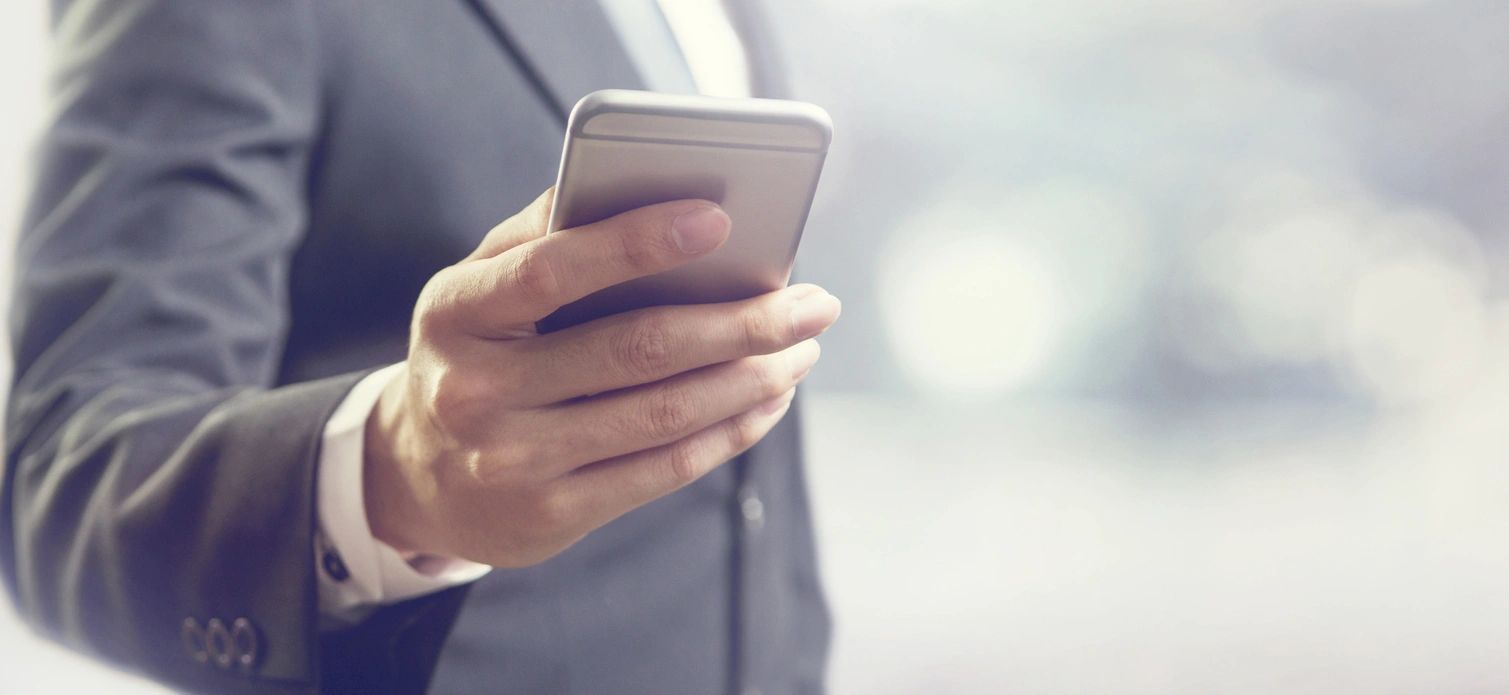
[363,189,840,567]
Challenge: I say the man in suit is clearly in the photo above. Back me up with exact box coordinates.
[2,1,836,693]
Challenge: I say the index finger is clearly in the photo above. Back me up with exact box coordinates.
[446,199,730,336]
[504,284,838,405]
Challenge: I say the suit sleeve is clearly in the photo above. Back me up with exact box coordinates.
[1,1,453,692]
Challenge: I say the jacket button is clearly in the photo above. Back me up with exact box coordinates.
[739,485,765,531]
[206,618,234,669]
[322,550,350,582]
[232,617,261,671]
[180,618,208,664]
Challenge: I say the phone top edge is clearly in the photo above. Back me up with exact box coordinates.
[567,89,833,149]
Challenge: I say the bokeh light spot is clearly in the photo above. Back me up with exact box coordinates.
[879,231,1061,399]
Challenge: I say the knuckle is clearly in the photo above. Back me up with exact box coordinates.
[614,318,674,379]
[744,357,787,398]
[641,387,696,440]
[741,308,784,354]
[429,368,488,428]
[413,303,447,341]
[618,220,666,271]
[413,269,463,337]
[726,413,760,451]
[663,440,705,486]
[451,448,490,486]
[411,311,444,346]
[507,245,560,304]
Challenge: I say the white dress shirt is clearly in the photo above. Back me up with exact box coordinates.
[316,1,752,623]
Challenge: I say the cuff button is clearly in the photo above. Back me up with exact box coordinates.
[206,618,234,669]
[180,617,208,664]
[232,617,260,671]
[322,550,350,582]
[738,485,765,531]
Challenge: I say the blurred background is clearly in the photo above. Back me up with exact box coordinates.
[5,1,1509,692]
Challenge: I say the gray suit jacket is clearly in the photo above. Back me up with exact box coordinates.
[2,1,830,693]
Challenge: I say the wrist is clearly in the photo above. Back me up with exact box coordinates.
[363,367,442,557]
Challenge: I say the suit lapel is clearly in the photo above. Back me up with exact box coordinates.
[464,0,647,121]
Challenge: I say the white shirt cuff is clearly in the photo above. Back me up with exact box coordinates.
[315,363,491,626]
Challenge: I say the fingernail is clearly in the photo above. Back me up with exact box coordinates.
[671,206,730,254]
[790,292,841,341]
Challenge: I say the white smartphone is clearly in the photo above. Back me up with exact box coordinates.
[537,89,832,333]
